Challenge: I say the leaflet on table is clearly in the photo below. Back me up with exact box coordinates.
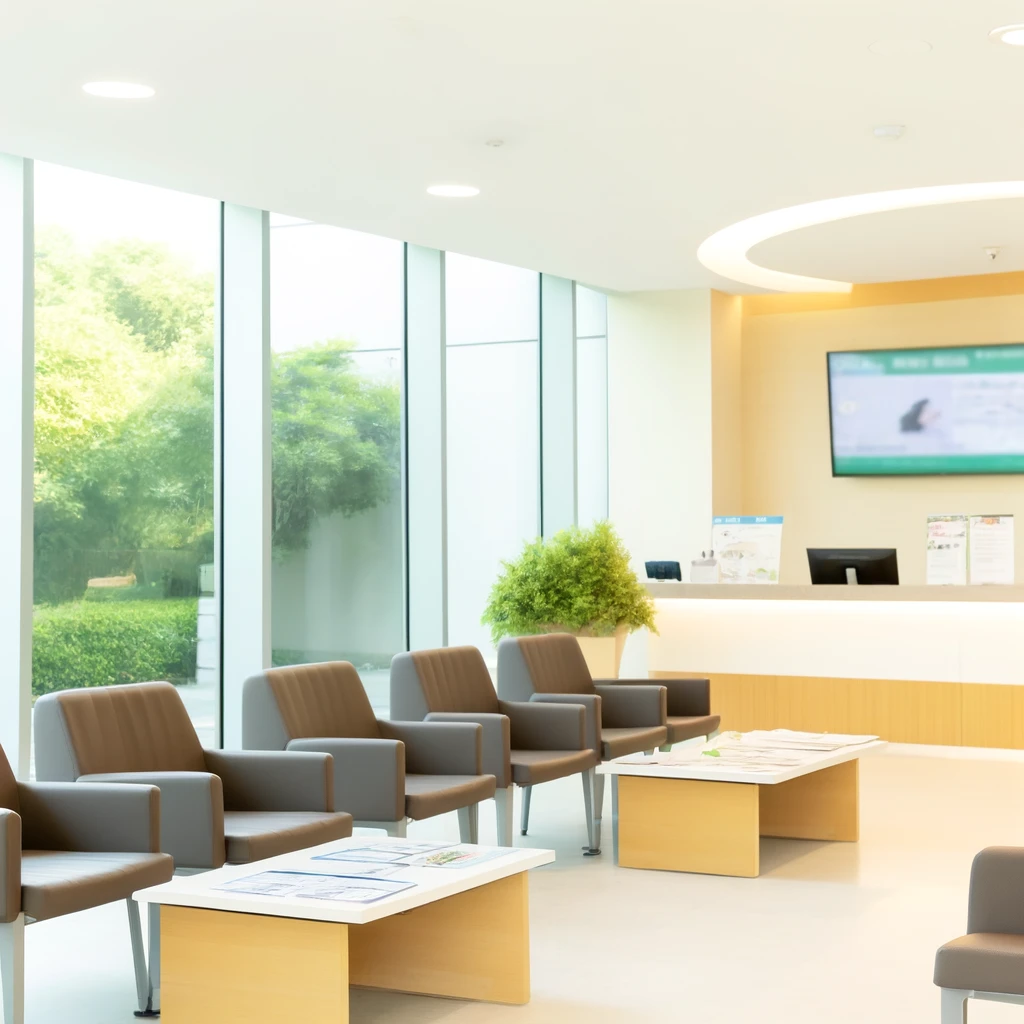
[408,847,510,869]
[969,515,1015,585]
[314,841,453,865]
[710,516,783,584]
[926,514,968,585]
[213,870,415,903]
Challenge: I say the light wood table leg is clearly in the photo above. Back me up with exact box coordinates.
[161,906,349,1024]
[759,759,859,842]
[349,872,530,1005]
[617,775,760,877]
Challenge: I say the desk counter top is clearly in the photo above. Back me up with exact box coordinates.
[647,582,1024,603]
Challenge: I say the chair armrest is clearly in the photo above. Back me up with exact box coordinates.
[286,738,404,822]
[966,847,1024,934]
[204,749,334,813]
[529,693,602,758]
[0,809,20,924]
[79,771,224,870]
[602,677,711,717]
[593,684,666,728]
[379,720,482,776]
[424,713,510,788]
[499,700,587,753]
[18,781,160,854]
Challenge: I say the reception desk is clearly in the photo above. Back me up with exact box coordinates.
[645,583,1024,749]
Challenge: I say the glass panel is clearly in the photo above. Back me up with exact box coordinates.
[444,252,539,346]
[577,335,609,525]
[33,162,219,747]
[269,220,404,717]
[445,276,540,657]
[576,283,608,337]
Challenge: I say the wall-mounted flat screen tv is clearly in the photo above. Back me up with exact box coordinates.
[828,343,1024,476]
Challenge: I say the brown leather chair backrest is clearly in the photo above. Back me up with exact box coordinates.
[409,647,501,714]
[515,634,595,694]
[264,662,381,740]
[55,682,207,776]
[0,747,18,813]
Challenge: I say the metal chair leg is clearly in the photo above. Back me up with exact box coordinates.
[659,743,673,753]
[143,903,160,1017]
[495,787,514,847]
[126,900,151,1015]
[582,769,600,855]
[384,819,408,838]
[520,785,533,835]
[457,803,479,844]
[940,988,969,1023]
[0,916,25,1024]
[591,771,605,853]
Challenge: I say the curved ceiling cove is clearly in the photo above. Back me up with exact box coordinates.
[697,182,1024,293]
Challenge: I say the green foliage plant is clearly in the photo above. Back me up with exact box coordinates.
[482,521,657,645]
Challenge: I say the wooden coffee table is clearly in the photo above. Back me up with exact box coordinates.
[599,734,886,878]
[134,837,554,1023]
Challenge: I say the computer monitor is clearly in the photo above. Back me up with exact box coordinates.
[807,548,899,585]
[645,560,682,581]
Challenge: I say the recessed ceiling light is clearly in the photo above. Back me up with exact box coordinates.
[82,81,155,99]
[426,184,480,198]
[990,24,1024,46]
[868,38,932,56]
[697,180,1024,293]
[872,124,906,141]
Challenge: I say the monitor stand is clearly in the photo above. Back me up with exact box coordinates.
[845,567,859,585]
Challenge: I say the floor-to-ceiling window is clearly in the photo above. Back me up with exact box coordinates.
[445,253,540,656]
[269,216,404,714]
[32,162,220,746]
[576,285,609,525]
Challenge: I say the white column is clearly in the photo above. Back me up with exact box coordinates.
[607,289,715,575]
[219,205,271,748]
[0,155,33,777]
[406,245,447,650]
[540,274,577,535]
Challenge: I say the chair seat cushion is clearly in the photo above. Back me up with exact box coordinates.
[404,775,497,821]
[511,749,595,786]
[601,726,668,760]
[21,850,173,923]
[934,933,1024,995]
[223,811,353,864]
[666,715,721,745]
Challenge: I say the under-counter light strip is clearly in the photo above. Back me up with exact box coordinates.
[697,181,1024,293]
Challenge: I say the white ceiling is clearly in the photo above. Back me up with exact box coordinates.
[3,0,1024,293]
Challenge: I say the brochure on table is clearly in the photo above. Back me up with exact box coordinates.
[212,840,516,904]
[969,515,1015,584]
[926,515,969,585]
[710,516,783,584]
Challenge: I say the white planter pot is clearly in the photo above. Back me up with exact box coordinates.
[574,626,629,679]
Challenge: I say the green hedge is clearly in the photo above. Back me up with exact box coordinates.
[33,599,199,697]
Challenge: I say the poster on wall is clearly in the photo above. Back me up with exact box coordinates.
[969,515,1015,585]
[926,515,969,586]
[711,516,784,584]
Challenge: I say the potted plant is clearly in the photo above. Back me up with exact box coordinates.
[482,521,657,678]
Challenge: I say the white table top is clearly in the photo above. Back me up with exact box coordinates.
[597,734,887,785]
[134,837,554,926]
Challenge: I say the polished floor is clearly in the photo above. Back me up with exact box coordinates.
[20,747,1024,1023]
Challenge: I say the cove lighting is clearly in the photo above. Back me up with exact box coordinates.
[696,181,1024,293]
[990,24,1024,46]
[82,81,155,99]
[426,184,480,198]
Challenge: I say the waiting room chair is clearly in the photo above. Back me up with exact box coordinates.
[934,846,1024,1022]
[390,646,599,851]
[33,682,354,870]
[614,676,719,749]
[0,742,173,1023]
[496,632,670,849]
[243,662,496,842]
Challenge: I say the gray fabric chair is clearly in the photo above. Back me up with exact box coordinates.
[0,742,173,1023]
[935,847,1024,1021]
[33,682,354,871]
[390,646,599,851]
[243,662,497,842]
[497,632,670,850]
[614,676,720,749]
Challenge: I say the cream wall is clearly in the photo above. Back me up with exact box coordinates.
[742,292,1024,584]
[710,291,743,515]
